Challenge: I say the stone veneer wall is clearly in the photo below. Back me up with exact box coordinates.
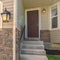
[0,28,13,60]
[16,28,22,60]
[40,30,50,42]
[16,28,20,60]
[16,27,25,60]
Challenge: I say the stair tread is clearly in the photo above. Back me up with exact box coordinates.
[21,49,45,51]
[23,41,43,45]
[20,54,47,56]
[23,41,43,42]
[23,44,44,46]
[25,39,40,41]
[22,44,44,47]
[21,49,46,55]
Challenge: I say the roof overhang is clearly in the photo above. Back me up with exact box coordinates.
[23,0,60,9]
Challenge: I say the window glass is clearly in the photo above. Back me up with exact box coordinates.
[52,17,57,28]
[51,6,58,28]
[51,8,57,16]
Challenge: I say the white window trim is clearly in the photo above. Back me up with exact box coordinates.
[49,2,60,30]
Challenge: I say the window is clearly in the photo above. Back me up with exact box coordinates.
[51,6,58,28]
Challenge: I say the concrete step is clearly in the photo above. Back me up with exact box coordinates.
[21,49,46,55]
[25,39,40,41]
[22,44,44,49]
[23,41,43,45]
[20,54,48,60]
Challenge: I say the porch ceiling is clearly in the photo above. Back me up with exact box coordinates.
[23,0,60,9]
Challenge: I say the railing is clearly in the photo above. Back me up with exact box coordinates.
[20,25,25,41]
[19,25,25,54]
[16,25,25,60]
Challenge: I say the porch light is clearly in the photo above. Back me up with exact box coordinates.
[1,8,11,22]
[42,8,46,13]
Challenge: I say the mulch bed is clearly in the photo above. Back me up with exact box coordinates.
[45,49,60,55]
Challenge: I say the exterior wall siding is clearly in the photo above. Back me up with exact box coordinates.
[41,7,50,30]
[50,30,60,43]
[0,0,13,28]
[0,0,13,60]
[40,30,60,43]
[0,28,13,60]
[0,0,13,21]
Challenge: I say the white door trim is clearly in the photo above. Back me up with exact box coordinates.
[25,8,41,40]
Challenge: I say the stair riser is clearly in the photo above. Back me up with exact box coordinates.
[23,41,43,45]
[22,45,44,49]
[21,50,46,55]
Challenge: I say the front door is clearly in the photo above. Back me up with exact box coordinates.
[25,9,40,39]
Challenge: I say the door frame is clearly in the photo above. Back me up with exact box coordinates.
[25,8,41,39]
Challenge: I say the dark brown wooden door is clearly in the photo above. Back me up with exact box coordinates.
[27,10,39,38]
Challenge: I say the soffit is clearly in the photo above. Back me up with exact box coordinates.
[23,0,60,9]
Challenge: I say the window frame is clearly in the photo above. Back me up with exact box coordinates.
[50,4,59,30]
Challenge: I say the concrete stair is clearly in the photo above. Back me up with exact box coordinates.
[21,49,46,55]
[20,40,48,60]
[22,44,44,49]
[23,41,43,45]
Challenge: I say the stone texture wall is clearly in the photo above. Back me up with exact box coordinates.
[0,28,13,60]
[16,28,22,60]
[16,29,21,60]
[0,0,13,60]
[40,30,50,42]
[16,27,25,60]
